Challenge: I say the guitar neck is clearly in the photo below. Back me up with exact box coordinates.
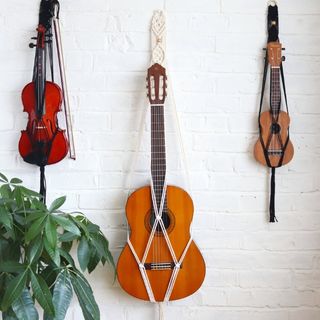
[270,67,281,117]
[151,104,166,206]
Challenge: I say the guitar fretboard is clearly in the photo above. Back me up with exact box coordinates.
[270,67,281,118]
[151,105,166,209]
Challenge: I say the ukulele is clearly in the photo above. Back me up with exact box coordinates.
[117,63,206,302]
[254,41,294,167]
[19,4,68,167]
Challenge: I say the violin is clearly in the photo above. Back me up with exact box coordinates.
[19,1,68,167]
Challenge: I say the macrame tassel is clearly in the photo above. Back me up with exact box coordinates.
[158,302,164,320]
[269,167,277,222]
[40,165,46,204]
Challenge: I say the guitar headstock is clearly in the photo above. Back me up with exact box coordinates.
[147,63,167,105]
[267,42,282,67]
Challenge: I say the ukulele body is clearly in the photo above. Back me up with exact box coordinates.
[117,185,206,302]
[19,81,68,165]
[254,110,294,167]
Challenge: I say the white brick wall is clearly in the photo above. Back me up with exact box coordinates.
[1,0,320,319]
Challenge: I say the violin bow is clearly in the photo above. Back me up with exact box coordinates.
[52,0,76,160]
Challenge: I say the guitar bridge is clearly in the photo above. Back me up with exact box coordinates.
[144,262,182,271]
[268,149,283,155]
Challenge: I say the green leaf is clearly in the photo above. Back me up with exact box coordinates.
[69,215,90,238]
[77,237,91,272]
[12,187,22,209]
[87,223,100,234]
[10,178,23,185]
[27,237,43,263]
[2,308,19,320]
[26,211,46,223]
[61,240,73,253]
[59,232,79,242]
[89,234,105,260]
[12,288,39,320]
[43,237,60,267]
[30,271,55,316]
[49,197,66,213]
[0,184,12,199]
[97,233,115,268]
[20,186,41,198]
[40,267,58,290]
[0,206,13,229]
[70,271,100,320]
[87,250,101,274]
[45,217,57,248]
[0,261,26,273]
[48,271,73,320]
[59,249,75,268]
[52,215,81,236]
[31,199,47,211]
[25,216,47,242]
[1,271,28,311]
[0,172,8,183]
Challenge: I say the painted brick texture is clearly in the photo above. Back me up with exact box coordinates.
[1,0,320,319]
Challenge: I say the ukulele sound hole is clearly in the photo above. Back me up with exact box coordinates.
[271,123,281,134]
[145,209,175,235]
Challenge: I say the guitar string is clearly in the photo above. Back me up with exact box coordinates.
[152,103,167,265]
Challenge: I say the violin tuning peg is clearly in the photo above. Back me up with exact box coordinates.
[31,37,37,40]
[29,43,36,48]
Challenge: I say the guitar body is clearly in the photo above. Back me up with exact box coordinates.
[117,185,206,302]
[254,110,294,167]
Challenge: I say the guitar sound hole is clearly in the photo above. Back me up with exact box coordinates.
[271,123,281,134]
[145,209,175,235]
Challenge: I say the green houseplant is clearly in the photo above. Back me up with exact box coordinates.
[0,173,114,320]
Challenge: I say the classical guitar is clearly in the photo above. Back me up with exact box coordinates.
[254,41,294,167]
[117,63,205,302]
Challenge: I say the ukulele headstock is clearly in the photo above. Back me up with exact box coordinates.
[267,42,282,67]
[147,63,167,105]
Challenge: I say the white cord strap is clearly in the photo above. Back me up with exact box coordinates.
[125,10,194,304]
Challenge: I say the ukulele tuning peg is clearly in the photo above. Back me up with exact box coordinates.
[263,48,267,51]
[281,56,286,61]
[282,48,286,50]
[29,43,36,48]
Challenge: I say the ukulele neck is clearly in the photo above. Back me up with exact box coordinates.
[270,66,281,118]
[151,104,166,207]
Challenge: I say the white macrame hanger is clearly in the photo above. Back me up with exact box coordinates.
[124,11,194,317]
